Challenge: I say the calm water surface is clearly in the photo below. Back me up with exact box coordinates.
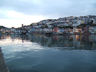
[0,34,96,72]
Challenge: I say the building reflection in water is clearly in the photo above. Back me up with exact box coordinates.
[0,34,96,50]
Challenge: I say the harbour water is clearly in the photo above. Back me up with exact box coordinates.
[0,34,96,72]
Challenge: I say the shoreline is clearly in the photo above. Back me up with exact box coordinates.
[0,47,9,72]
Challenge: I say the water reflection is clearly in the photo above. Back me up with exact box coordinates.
[0,34,96,50]
[0,34,96,72]
[14,34,96,50]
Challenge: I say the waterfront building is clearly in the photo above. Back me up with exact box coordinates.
[89,26,96,34]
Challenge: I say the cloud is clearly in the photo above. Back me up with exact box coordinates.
[0,10,48,28]
[0,0,42,15]
[0,0,96,16]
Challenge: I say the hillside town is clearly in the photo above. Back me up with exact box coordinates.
[0,15,96,35]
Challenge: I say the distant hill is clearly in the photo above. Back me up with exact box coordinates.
[0,26,7,29]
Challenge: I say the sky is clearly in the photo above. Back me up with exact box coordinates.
[0,0,96,28]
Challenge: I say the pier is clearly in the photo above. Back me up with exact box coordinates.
[0,47,9,72]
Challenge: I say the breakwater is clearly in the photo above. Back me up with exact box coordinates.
[0,47,9,72]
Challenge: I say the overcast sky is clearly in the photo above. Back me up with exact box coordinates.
[0,0,96,28]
